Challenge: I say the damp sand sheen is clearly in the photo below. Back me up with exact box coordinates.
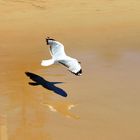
[0,115,8,140]
[0,0,140,140]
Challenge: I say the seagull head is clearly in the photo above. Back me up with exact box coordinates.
[75,69,82,76]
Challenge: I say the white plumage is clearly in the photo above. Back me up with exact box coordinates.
[41,38,82,76]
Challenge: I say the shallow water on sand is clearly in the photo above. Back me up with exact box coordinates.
[0,0,140,140]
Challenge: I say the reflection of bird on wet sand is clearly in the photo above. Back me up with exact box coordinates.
[25,72,67,97]
[42,101,80,119]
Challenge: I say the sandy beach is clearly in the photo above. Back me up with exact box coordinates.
[0,0,140,140]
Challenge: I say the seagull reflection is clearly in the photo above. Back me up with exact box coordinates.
[25,72,67,97]
[42,101,80,119]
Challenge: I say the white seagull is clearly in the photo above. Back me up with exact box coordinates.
[41,37,82,76]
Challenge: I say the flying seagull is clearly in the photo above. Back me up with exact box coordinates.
[41,37,82,76]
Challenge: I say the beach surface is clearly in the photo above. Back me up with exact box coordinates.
[0,0,140,140]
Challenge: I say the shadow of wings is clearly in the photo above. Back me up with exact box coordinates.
[25,72,67,97]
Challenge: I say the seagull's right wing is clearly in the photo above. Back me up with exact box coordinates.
[58,57,82,74]
[46,39,66,60]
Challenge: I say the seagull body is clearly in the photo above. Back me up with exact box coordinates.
[41,38,82,76]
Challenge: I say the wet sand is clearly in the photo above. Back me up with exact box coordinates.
[0,0,140,140]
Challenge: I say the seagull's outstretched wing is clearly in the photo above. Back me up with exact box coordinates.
[46,38,66,60]
[58,58,82,76]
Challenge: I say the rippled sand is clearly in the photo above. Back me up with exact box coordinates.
[0,0,140,140]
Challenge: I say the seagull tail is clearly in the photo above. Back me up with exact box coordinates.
[41,59,55,66]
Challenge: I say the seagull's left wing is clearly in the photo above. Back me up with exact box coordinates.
[46,39,66,60]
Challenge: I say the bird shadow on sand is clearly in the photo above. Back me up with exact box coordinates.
[25,72,67,97]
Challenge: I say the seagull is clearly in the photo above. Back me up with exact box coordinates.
[41,37,82,76]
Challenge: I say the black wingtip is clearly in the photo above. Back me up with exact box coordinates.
[46,38,49,45]
[74,69,82,76]
[25,72,30,77]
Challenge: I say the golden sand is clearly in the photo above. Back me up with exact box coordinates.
[0,0,140,140]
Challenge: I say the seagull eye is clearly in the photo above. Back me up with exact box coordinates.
[78,61,81,64]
